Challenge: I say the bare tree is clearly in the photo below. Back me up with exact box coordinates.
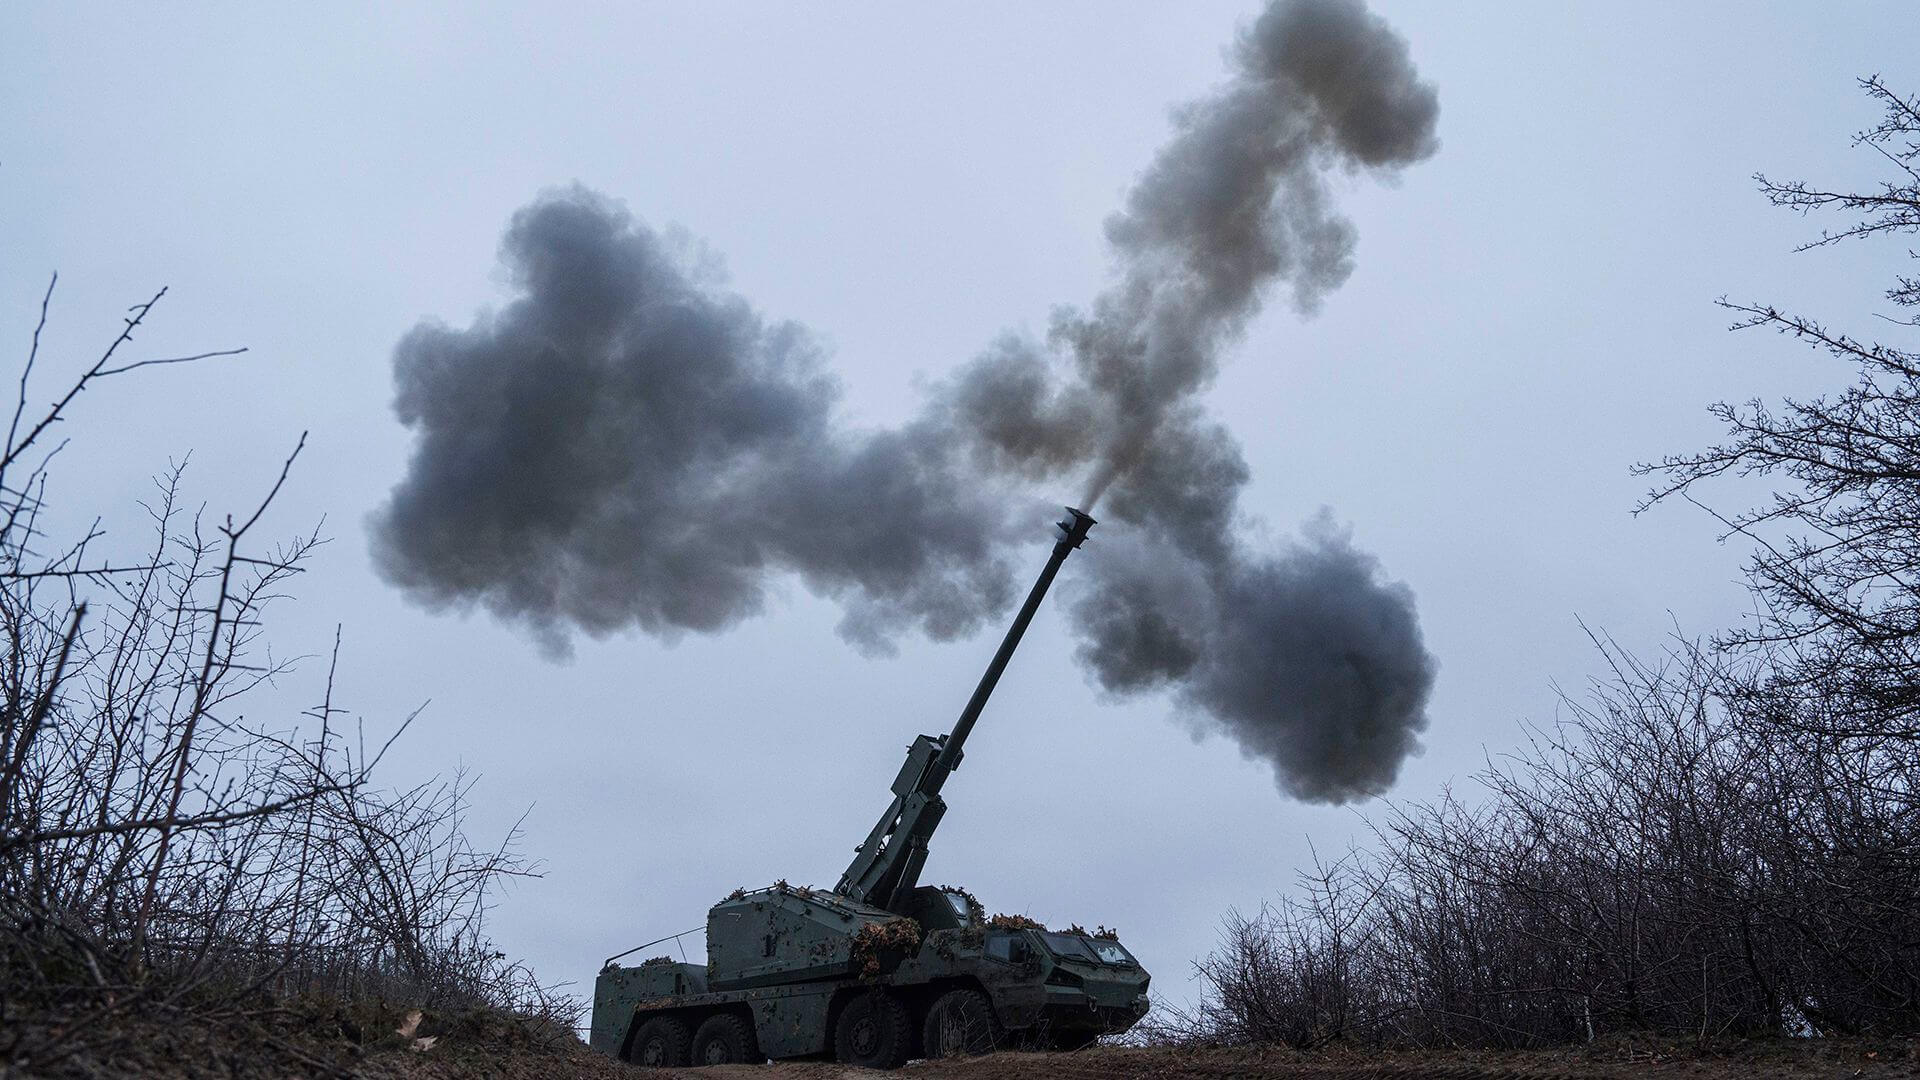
[1639,77,1920,739]
[0,279,572,1075]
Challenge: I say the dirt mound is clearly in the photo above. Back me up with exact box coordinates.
[8,1000,618,1080]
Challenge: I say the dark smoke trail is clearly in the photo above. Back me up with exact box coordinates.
[935,0,1440,509]
[372,0,1439,802]
[927,0,1441,799]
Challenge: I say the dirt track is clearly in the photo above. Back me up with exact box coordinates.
[625,1042,1918,1080]
[23,1011,1914,1080]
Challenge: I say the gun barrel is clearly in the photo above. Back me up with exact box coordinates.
[934,507,1095,774]
[833,506,1095,908]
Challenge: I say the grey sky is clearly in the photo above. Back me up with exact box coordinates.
[4,2,1910,1012]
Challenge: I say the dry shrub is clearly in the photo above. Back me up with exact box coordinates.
[1161,636,1920,1049]
[0,282,576,1075]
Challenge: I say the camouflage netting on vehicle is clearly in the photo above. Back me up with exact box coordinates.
[987,914,1046,931]
[639,956,676,968]
[851,919,923,980]
[928,925,986,963]
[934,884,987,923]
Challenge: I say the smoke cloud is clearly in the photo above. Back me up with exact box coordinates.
[372,0,1439,802]
[1075,514,1432,802]
[371,193,1020,656]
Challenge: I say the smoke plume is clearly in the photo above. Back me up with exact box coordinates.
[936,0,1439,508]
[1075,514,1433,802]
[370,193,1021,655]
[372,0,1439,802]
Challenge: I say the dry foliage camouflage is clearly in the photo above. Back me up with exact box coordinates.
[851,919,923,980]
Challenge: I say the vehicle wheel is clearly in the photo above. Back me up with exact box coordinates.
[627,1015,692,1067]
[833,990,912,1069]
[692,1012,761,1066]
[922,988,1002,1058]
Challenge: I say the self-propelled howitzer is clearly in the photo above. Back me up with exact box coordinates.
[590,508,1151,1068]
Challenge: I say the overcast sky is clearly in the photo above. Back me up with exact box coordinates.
[5,2,1912,1012]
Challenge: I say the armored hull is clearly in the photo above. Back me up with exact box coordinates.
[591,884,1149,1066]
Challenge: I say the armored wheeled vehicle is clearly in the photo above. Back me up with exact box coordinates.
[590,508,1150,1067]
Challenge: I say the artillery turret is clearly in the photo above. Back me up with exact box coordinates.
[590,508,1150,1068]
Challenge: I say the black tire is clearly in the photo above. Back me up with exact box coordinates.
[627,1014,692,1067]
[692,1012,761,1066]
[921,987,1003,1059]
[833,990,912,1069]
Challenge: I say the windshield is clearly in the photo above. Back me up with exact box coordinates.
[1052,926,1098,957]
[943,891,972,922]
[1042,932,1135,966]
[1041,932,1097,961]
